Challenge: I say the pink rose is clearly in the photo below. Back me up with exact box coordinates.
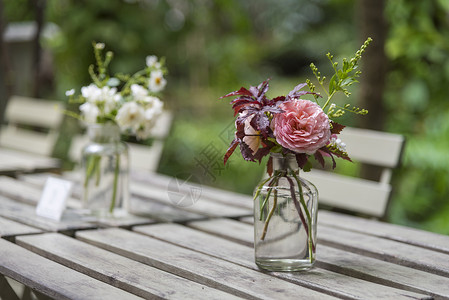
[274,99,331,154]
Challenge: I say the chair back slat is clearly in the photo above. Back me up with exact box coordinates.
[302,127,405,218]
[1,96,63,157]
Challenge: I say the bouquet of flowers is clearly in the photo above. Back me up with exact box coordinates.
[66,42,167,139]
[222,39,371,172]
[66,42,167,215]
[221,38,371,265]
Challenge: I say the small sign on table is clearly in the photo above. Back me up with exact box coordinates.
[36,177,73,221]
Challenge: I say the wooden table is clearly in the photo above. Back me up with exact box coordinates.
[1,172,449,299]
[0,148,61,177]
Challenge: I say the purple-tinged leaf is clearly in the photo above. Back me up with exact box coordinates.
[253,144,272,163]
[239,140,255,162]
[295,153,309,169]
[224,139,238,165]
[267,155,273,176]
[270,95,286,104]
[220,87,253,98]
[287,83,308,98]
[314,151,325,168]
[330,121,345,134]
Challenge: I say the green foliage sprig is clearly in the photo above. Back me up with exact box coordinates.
[307,37,372,117]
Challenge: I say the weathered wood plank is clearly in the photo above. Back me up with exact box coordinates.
[131,171,253,209]
[135,223,433,300]
[76,228,338,300]
[16,233,242,300]
[319,210,449,254]
[0,176,81,209]
[316,245,449,300]
[318,223,449,277]
[131,181,252,218]
[0,216,42,238]
[21,173,212,223]
[0,239,142,300]
[188,218,254,247]
[185,218,449,299]
[0,195,94,232]
[130,195,206,222]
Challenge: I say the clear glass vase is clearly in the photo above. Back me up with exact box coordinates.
[253,153,318,271]
[81,123,129,218]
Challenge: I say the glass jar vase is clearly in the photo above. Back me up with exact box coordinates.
[81,123,129,217]
[253,153,318,271]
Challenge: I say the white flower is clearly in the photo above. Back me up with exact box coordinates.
[148,70,167,93]
[115,101,145,132]
[65,89,75,96]
[146,55,161,69]
[98,86,119,113]
[79,102,99,123]
[130,84,149,101]
[328,135,347,152]
[143,96,163,112]
[81,84,101,103]
[95,43,105,50]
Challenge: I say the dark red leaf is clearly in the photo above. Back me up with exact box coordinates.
[224,139,238,165]
[253,145,272,163]
[287,83,307,98]
[239,140,255,162]
[267,155,273,176]
[330,121,346,134]
[295,153,309,169]
[314,151,325,168]
[220,87,252,98]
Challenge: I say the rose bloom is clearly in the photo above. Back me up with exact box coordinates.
[274,99,331,154]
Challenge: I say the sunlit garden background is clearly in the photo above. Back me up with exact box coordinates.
[1,0,449,234]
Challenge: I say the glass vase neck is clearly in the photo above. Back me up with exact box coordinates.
[87,123,121,143]
[271,153,299,175]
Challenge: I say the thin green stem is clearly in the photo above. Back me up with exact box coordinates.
[109,154,120,214]
[291,171,315,262]
[260,176,279,240]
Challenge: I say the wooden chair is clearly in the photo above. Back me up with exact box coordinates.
[0,95,63,157]
[69,111,173,172]
[301,127,405,218]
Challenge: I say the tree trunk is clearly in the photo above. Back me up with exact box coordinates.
[32,0,46,98]
[357,0,387,131]
[0,0,13,124]
[357,0,388,181]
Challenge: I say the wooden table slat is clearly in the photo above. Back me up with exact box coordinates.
[0,176,81,209]
[319,210,449,254]
[131,181,252,218]
[16,233,242,300]
[0,239,142,300]
[0,195,94,232]
[76,228,338,300]
[134,223,433,300]
[131,171,253,209]
[0,216,42,238]
[318,223,449,277]
[188,218,254,246]
[185,218,449,299]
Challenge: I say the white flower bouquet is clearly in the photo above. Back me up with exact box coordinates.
[66,42,167,139]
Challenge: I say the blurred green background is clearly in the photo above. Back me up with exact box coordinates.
[1,0,449,234]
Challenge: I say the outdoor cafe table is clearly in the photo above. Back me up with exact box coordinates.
[1,172,449,299]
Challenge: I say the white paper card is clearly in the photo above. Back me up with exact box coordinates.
[36,177,73,221]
